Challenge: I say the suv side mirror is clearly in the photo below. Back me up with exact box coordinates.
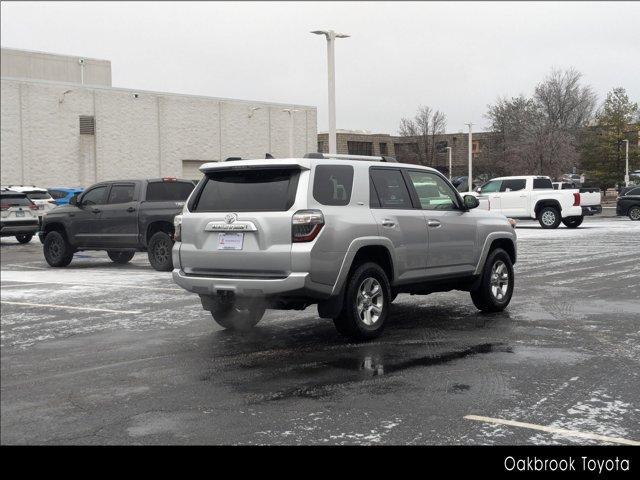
[463,194,480,210]
[69,194,79,206]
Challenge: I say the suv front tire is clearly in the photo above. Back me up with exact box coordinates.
[470,248,514,313]
[333,262,391,341]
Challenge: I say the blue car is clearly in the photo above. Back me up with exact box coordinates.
[47,187,84,206]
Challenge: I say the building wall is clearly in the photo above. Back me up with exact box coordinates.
[0,78,317,186]
[1,48,112,86]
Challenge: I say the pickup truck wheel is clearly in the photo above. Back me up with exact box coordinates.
[147,231,174,271]
[629,206,640,221]
[43,231,74,267]
[107,250,135,264]
[470,248,514,313]
[210,300,265,331]
[561,216,584,228]
[333,262,391,341]
[538,206,561,229]
[15,234,33,244]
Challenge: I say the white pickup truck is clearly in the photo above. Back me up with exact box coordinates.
[474,176,592,228]
[552,182,602,217]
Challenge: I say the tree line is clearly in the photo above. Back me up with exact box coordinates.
[398,68,639,188]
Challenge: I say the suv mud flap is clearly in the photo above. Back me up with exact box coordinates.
[317,290,344,319]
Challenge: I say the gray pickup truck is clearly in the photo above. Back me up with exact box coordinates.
[40,178,195,270]
[172,154,517,340]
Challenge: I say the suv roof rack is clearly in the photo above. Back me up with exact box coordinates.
[225,157,242,162]
[303,153,397,163]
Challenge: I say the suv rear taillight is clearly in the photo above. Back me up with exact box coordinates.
[292,210,324,242]
[573,192,580,206]
[0,203,9,211]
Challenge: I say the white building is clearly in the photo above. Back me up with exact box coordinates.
[0,48,317,186]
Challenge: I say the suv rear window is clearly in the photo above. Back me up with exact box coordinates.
[192,168,300,212]
[146,181,194,202]
[313,165,353,206]
[1,195,31,207]
[533,178,553,189]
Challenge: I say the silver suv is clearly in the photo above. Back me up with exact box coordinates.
[172,154,517,340]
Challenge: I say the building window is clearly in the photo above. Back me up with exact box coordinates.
[347,141,373,156]
[435,141,448,153]
[472,140,481,154]
[379,142,388,155]
[317,141,327,153]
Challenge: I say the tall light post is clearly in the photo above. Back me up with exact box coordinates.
[623,139,630,187]
[311,29,350,154]
[465,122,473,192]
[283,108,299,157]
[445,146,453,180]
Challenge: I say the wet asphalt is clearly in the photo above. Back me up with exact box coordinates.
[1,214,639,445]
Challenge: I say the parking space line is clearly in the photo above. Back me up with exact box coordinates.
[0,301,143,315]
[464,415,640,446]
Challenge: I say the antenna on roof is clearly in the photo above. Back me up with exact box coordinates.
[265,153,274,159]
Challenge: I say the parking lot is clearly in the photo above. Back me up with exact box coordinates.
[1,215,639,445]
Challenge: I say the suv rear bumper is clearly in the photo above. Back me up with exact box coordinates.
[581,205,602,216]
[172,269,330,298]
[1,221,39,236]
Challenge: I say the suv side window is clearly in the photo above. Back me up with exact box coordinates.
[313,165,353,206]
[81,185,107,206]
[370,169,412,209]
[107,184,135,204]
[480,180,502,193]
[406,170,459,210]
[500,179,526,192]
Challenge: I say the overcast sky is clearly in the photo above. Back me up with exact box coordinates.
[2,1,638,134]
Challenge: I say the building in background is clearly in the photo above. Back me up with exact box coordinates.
[318,129,499,178]
[1,48,317,186]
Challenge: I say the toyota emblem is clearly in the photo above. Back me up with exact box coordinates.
[225,213,238,224]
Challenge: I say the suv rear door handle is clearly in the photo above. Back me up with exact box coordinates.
[427,219,441,228]
[91,208,101,214]
[126,207,136,213]
[381,219,396,228]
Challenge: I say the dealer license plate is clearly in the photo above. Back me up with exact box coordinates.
[217,233,244,250]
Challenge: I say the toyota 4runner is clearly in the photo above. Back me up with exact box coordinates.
[172,154,517,340]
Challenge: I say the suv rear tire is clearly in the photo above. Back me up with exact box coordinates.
[15,234,33,244]
[470,248,514,313]
[107,250,135,264]
[561,216,584,228]
[333,262,391,341]
[538,206,561,229]
[629,206,640,221]
[147,231,174,271]
[43,231,74,267]
[210,299,266,331]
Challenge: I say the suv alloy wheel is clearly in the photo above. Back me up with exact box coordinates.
[333,262,391,340]
[470,248,514,312]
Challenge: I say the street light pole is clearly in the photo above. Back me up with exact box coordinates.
[311,29,350,154]
[465,123,473,192]
[445,146,452,180]
[623,139,630,187]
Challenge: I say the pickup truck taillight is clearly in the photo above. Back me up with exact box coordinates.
[292,210,324,242]
[573,192,580,206]
[173,215,182,242]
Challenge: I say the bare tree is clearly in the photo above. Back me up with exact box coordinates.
[486,68,596,178]
[398,105,447,165]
